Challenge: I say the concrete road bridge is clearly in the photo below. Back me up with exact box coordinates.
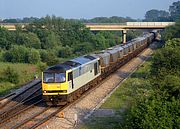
[85,22,175,30]
[86,22,175,43]
[0,22,175,43]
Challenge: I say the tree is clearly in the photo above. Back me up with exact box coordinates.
[93,33,107,50]
[57,46,73,58]
[150,41,180,78]
[3,45,29,63]
[39,49,49,62]
[163,22,180,41]
[43,31,61,49]
[27,48,41,64]
[98,31,116,47]
[73,42,94,55]
[16,32,41,49]
[46,51,59,66]
[145,9,169,21]
[169,1,180,21]
[0,27,14,50]
[124,96,180,129]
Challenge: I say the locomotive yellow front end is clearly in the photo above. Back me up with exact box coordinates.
[42,64,71,105]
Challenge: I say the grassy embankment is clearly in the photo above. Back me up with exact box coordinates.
[0,62,40,96]
[80,59,153,129]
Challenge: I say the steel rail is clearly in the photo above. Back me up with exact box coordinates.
[0,93,42,120]
[0,84,41,110]
[11,106,51,129]
[0,97,43,125]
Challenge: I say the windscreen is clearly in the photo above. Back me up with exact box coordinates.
[43,72,66,83]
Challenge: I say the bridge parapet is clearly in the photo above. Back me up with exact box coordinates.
[126,22,175,27]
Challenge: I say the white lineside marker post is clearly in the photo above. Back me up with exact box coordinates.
[74,113,78,126]
[34,74,38,80]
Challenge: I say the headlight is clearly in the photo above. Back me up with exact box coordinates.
[44,90,47,93]
[62,90,67,93]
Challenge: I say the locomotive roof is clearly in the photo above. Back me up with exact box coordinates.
[45,64,71,73]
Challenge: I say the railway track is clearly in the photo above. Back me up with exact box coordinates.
[0,81,41,111]
[12,106,58,129]
[0,81,44,128]
[0,93,42,125]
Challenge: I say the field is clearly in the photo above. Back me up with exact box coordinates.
[79,59,152,129]
[0,62,40,96]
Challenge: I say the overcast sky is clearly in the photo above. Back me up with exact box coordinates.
[0,0,178,19]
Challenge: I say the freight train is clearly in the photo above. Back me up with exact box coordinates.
[42,31,158,106]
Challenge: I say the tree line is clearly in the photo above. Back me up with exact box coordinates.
[144,1,180,22]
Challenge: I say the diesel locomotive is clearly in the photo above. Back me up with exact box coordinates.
[42,31,157,106]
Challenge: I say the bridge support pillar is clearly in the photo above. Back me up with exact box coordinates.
[122,30,127,44]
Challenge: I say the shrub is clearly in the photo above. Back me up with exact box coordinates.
[57,46,73,58]
[3,45,29,63]
[123,96,180,129]
[3,66,19,84]
[46,51,60,66]
[27,48,41,64]
[16,32,41,49]
[150,39,180,78]
[37,62,47,72]
[39,49,49,62]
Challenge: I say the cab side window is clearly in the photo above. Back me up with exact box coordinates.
[68,72,73,81]
[94,62,98,76]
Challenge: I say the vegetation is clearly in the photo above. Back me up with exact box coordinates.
[144,1,180,21]
[0,62,39,95]
[81,16,136,23]
[144,9,170,22]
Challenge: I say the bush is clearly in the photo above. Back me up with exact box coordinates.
[151,38,180,78]
[124,96,180,129]
[46,51,60,66]
[37,62,47,72]
[16,32,41,49]
[3,66,19,84]
[0,49,5,62]
[3,45,28,63]
[57,46,73,58]
[27,48,41,64]
[39,49,49,62]
[73,42,94,55]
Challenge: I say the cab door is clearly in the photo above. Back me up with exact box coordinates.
[68,72,74,91]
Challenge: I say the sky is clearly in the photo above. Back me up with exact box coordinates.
[0,0,178,19]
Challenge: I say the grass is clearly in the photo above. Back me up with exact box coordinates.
[0,62,40,96]
[100,59,152,109]
[79,117,122,129]
[79,59,153,129]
